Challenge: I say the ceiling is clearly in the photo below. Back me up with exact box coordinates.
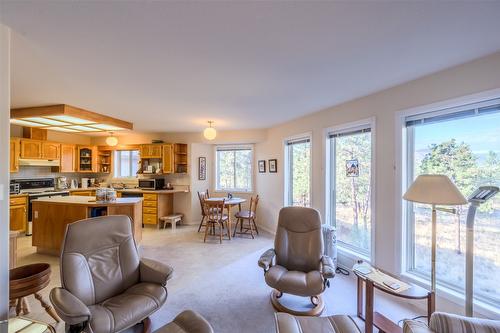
[2,1,500,133]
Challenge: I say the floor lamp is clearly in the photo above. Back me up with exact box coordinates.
[465,186,498,316]
[403,174,467,313]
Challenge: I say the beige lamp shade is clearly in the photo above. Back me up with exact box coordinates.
[403,174,467,205]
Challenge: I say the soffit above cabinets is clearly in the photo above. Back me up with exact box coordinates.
[10,104,133,133]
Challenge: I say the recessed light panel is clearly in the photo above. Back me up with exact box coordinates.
[10,119,46,127]
[23,117,70,126]
[67,125,101,132]
[46,126,81,133]
[89,124,125,131]
[47,115,96,125]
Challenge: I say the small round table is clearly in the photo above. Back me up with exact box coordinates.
[9,263,60,322]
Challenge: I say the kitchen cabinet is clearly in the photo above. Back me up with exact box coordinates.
[98,149,112,173]
[140,144,162,159]
[77,146,98,172]
[70,190,96,196]
[174,143,188,173]
[42,142,60,160]
[60,144,76,172]
[162,144,174,174]
[9,195,28,232]
[10,138,20,173]
[142,193,173,227]
[20,139,42,159]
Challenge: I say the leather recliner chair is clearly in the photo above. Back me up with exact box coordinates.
[258,207,335,316]
[50,215,173,333]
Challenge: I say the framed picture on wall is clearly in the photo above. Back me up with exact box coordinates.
[258,160,266,173]
[269,159,277,173]
[198,157,206,180]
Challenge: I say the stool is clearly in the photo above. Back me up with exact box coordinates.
[159,214,183,230]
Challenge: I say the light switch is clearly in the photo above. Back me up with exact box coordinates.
[0,184,4,201]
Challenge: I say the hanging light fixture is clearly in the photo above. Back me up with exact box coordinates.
[105,132,118,146]
[203,121,217,140]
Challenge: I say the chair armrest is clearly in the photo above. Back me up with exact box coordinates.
[403,320,435,333]
[49,288,91,325]
[140,258,174,286]
[320,255,335,279]
[430,312,500,333]
[258,249,276,272]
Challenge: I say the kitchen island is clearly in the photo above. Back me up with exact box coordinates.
[32,196,143,255]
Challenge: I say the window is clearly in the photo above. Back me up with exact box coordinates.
[113,150,139,178]
[216,146,253,192]
[327,123,373,258]
[284,136,311,206]
[404,98,500,308]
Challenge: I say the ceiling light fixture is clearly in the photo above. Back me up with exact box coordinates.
[203,121,217,140]
[10,104,133,133]
[106,132,119,146]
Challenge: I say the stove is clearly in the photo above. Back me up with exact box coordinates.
[10,178,70,235]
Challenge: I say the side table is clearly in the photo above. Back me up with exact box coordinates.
[353,263,434,333]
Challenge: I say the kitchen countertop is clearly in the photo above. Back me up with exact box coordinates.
[10,193,28,198]
[32,196,143,206]
[68,187,188,194]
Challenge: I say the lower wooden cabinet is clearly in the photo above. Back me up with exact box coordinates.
[70,190,96,196]
[9,196,28,232]
[141,193,173,227]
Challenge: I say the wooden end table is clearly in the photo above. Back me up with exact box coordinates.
[353,263,434,333]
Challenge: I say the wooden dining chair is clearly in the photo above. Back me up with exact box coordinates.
[197,190,210,232]
[203,199,229,244]
[233,195,259,238]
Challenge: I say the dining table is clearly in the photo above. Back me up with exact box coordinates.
[204,197,246,240]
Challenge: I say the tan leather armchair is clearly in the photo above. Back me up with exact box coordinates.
[258,207,335,316]
[50,216,173,333]
[404,312,500,333]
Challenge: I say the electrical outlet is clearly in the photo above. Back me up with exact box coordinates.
[34,211,38,219]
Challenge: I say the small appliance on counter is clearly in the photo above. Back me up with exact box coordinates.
[138,178,165,190]
[70,179,78,189]
[55,176,68,190]
[81,178,89,189]
[10,183,20,195]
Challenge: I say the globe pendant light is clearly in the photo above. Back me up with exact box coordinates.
[203,121,217,140]
[106,132,118,146]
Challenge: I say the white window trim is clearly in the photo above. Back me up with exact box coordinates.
[112,149,140,180]
[214,144,254,193]
[283,132,313,207]
[324,117,377,264]
[394,88,500,317]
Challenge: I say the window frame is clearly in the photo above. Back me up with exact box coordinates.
[283,132,313,207]
[324,117,376,263]
[214,144,254,193]
[395,88,500,318]
[113,149,139,179]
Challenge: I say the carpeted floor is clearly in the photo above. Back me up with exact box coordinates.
[15,225,424,332]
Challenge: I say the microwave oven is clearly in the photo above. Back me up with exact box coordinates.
[138,178,165,190]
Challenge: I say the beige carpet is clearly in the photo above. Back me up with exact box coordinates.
[15,225,423,332]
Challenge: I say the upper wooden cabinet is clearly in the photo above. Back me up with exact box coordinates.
[20,139,42,159]
[77,146,98,172]
[140,144,162,159]
[162,144,174,174]
[10,139,20,173]
[42,142,60,160]
[60,144,76,172]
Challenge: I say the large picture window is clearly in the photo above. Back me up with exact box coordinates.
[327,123,373,258]
[284,136,311,207]
[216,146,253,192]
[113,150,139,178]
[404,98,500,308]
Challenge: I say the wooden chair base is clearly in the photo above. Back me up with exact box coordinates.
[270,289,324,317]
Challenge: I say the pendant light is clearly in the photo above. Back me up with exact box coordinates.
[203,121,217,140]
[106,132,118,146]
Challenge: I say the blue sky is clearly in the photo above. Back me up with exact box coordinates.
[414,112,500,158]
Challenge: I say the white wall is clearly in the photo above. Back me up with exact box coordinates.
[255,51,500,274]
[0,22,10,325]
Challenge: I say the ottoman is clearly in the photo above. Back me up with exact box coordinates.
[154,310,214,333]
[275,312,364,333]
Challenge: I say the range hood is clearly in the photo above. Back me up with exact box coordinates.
[19,159,60,167]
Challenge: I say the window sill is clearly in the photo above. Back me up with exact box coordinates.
[337,245,371,266]
[214,190,254,195]
[401,271,500,318]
